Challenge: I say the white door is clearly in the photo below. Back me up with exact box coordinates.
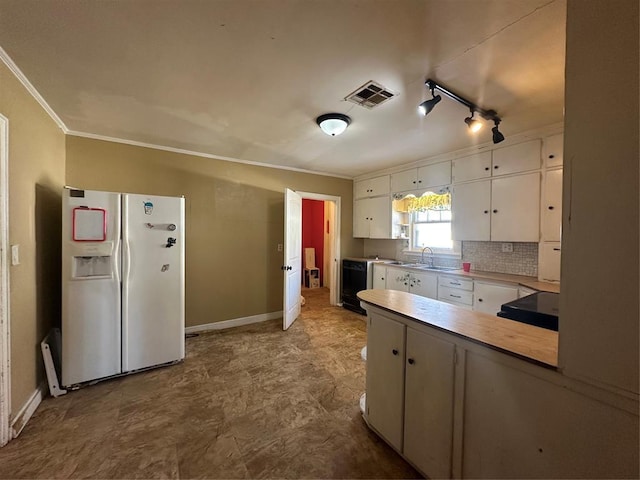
[122,194,185,372]
[283,188,302,330]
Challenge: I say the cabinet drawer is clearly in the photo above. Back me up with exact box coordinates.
[438,276,473,291]
[438,287,473,306]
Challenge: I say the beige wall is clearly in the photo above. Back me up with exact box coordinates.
[65,136,362,327]
[0,62,66,414]
[559,0,639,393]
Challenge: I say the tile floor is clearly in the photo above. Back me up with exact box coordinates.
[0,288,420,479]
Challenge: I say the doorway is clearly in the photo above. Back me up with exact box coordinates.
[299,192,340,307]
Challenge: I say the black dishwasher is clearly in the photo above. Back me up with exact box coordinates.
[342,259,368,314]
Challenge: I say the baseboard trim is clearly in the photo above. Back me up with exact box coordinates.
[11,382,45,438]
[185,311,283,334]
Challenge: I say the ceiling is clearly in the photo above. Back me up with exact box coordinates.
[0,0,566,178]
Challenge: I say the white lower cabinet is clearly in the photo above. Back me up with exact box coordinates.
[366,311,456,478]
[372,264,387,290]
[473,281,519,315]
[385,267,438,300]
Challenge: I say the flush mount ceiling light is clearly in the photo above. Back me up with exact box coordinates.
[316,113,351,136]
[419,79,505,144]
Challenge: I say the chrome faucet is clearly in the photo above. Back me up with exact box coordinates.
[421,246,434,267]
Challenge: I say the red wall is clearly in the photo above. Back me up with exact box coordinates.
[302,199,324,284]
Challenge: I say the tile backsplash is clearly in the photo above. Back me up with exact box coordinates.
[462,241,538,277]
[362,239,539,277]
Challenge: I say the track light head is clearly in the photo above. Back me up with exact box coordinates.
[464,113,482,133]
[492,120,505,144]
[418,94,441,116]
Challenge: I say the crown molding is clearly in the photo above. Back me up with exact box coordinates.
[0,46,68,133]
[66,130,353,180]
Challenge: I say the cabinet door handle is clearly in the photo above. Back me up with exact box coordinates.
[412,180,416,184]
[483,210,489,214]
[418,180,422,183]
[392,349,398,356]
[478,298,483,302]
[549,154,555,159]
[548,206,555,210]
[407,358,415,365]
[484,167,489,171]
[381,277,385,280]
[494,165,499,169]
[493,209,498,213]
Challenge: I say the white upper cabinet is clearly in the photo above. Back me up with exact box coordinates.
[452,140,542,183]
[490,172,541,241]
[542,168,563,242]
[452,152,492,183]
[391,162,452,193]
[453,172,540,242]
[491,140,541,176]
[390,169,419,192]
[355,175,390,199]
[418,162,451,189]
[452,180,491,241]
[354,196,392,239]
[543,133,564,168]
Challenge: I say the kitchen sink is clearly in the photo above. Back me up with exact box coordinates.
[396,263,458,271]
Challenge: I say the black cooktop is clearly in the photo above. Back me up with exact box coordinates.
[497,292,559,331]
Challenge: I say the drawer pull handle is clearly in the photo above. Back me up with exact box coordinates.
[392,349,398,356]
[553,248,561,251]
[450,282,461,286]
[450,294,461,299]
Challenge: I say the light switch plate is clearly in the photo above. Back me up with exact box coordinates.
[501,242,513,253]
[11,244,19,265]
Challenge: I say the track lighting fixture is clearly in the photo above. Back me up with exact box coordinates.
[420,79,506,144]
[492,120,505,144]
[417,85,441,116]
[464,112,482,133]
[316,113,351,136]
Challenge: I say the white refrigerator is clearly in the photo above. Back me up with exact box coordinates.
[61,188,185,387]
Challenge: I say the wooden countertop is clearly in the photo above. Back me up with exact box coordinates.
[386,265,561,293]
[357,289,559,368]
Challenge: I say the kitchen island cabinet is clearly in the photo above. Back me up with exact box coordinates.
[358,289,638,479]
[365,309,456,478]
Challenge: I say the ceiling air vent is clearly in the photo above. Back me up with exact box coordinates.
[345,81,396,109]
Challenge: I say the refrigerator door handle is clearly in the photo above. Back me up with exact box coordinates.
[121,235,131,370]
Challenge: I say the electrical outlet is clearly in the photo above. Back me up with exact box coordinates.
[11,244,19,265]
[501,242,513,253]
[277,243,283,252]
